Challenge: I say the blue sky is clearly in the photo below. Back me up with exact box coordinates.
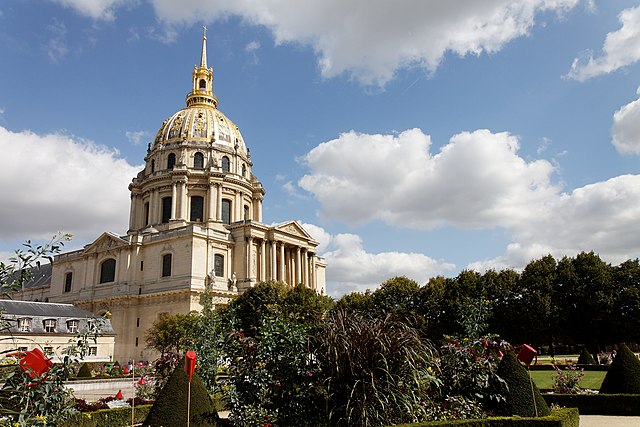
[1,0,639,296]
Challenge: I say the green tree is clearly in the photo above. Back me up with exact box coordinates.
[612,259,640,343]
[144,311,201,356]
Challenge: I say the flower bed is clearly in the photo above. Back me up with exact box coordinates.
[392,408,578,427]
[543,394,640,415]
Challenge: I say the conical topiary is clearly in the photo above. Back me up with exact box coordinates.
[599,343,640,394]
[143,365,220,426]
[577,348,596,365]
[496,350,551,417]
[76,362,93,378]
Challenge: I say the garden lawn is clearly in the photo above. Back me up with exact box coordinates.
[530,370,607,390]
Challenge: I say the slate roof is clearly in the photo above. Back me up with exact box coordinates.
[0,300,92,318]
[3,264,52,290]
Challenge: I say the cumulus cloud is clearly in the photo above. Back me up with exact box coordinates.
[611,87,640,155]
[299,128,558,229]
[302,223,455,296]
[145,0,579,85]
[0,126,142,243]
[51,0,127,20]
[125,130,151,146]
[299,128,640,275]
[567,6,640,81]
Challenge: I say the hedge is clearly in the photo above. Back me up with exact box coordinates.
[543,393,640,415]
[59,404,152,427]
[391,408,578,427]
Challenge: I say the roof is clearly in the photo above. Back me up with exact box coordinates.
[3,263,52,291]
[0,300,93,318]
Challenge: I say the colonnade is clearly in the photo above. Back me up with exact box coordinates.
[245,237,317,290]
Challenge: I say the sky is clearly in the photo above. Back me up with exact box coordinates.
[1,0,640,297]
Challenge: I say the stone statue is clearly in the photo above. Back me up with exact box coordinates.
[207,268,216,284]
[229,272,237,292]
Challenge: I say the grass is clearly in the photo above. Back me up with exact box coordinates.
[529,369,607,390]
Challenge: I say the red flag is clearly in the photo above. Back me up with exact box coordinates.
[184,350,196,382]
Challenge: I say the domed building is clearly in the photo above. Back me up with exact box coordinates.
[13,31,326,363]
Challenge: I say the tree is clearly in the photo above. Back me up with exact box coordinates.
[612,259,640,343]
[144,311,201,356]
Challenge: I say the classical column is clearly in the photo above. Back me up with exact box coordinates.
[128,195,136,230]
[260,239,266,281]
[216,184,222,221]
[279,242,285,283]
[296,247,302,285]
[310,254,316,290]
[171,183,177,220]
[180,180,188,220]
[302,249,308,287]
[246,237,253,279]
[271,241,277,281]
[149,190,156,224]
[208,182,216,221]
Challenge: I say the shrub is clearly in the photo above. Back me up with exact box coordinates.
[143,363,219,427]
[599,343,640,394]
[318,309,440,426]
[552,364,584,394]
[495,351,551,417]
[577,348,596,365]
[76,362,93,378]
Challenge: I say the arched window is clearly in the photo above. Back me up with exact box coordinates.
[99,259,116,284]
[151,159,155,173]
[194,152,204,169]
[222,199,231,225]
[244,205,250,221]
[241,163,246,177]
[190,196,204,222]
[199,79,206,89]
[221,156,230,173]
[161,197,172,223]
[64,272,73,293]
[214,254,224,277]
[162,253,172,277]
[167,153,176,170]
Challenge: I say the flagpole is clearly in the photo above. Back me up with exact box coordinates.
[187,381,191,427]
[131,359,135,427]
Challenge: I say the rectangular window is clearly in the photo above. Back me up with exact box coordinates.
[135,337,139,347]
[18,318,31,332]
[190,196,204,222]
[140,261,144,271]
[214,254,224,277]
[64,272,73,293]
[88,347,97,356]
[44,319,56,333]
[161,197,172,223]
[162,253,172,277]
[222,199,231,225]
[67,320,79,333]
[43,347,54,356]
[137,318,140,328]
[144,202,150,226]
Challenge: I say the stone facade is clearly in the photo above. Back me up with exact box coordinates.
[10,30,326,363]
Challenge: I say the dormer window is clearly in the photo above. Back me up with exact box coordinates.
[67,320,79,333]
[194,152,204,168]
[18,318,31,332]
[44,319,56,333]
[167,153,176,170]
[221,156,230,173]
[241,163,246,177]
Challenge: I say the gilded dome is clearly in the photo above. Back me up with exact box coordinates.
[152,105,247,155]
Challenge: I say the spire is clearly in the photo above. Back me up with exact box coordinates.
[186,26,218,108]
[200,25,208,68]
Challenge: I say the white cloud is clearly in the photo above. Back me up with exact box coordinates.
[125,130,151,146]
[611,87,640,155]
[567,6,640,81]
[0,126,142,243]
[46,19,69,63]
[302,223,455,296]
[281,180,299,197]
[51,0,127,20]
[146,0,579,86]
[299,128,640,276]
[245,40,260,53]
[299,128,558,229]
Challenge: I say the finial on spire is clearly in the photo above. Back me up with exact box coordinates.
[200,25,208,68]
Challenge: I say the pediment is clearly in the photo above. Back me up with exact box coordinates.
[273,221,314,240]
[83,232,128,255]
